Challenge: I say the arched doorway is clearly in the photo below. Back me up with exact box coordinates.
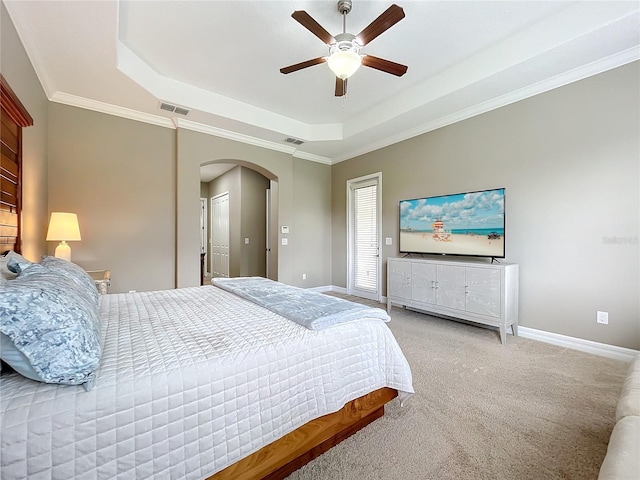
[199,159,278,281]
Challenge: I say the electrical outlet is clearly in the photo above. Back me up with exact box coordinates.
[302,273,307,280]
[597,311,608,325]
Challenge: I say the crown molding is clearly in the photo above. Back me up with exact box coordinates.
[292,150,332,165]
[173,119,333,164]
[174,118,297,155]
[43,90,335,163]
[40,48,640,168]
[331,47,640,164]
[50,91,175,128]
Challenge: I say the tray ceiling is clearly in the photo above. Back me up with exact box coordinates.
[4,0,639,164]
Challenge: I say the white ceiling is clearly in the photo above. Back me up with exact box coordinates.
[4,0,639,167]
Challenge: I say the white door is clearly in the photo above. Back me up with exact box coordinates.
[211,192,229,278]
[199,198,207,274]
[347,173,382,301]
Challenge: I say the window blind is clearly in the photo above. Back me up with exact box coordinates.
[353,183,377,292]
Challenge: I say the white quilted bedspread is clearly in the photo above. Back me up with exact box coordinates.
[1,286,413,479]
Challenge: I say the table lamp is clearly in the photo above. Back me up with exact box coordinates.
[46,212,81,261]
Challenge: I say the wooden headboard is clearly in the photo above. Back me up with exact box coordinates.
[1,74,33,254]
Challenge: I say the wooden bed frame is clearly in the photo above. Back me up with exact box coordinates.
[208,387,398,480]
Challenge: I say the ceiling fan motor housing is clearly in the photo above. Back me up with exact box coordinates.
[332,2,360,57]
[337,0,353,15]
[331,33,361,54]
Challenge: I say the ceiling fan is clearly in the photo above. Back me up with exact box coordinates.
[280,0,408,97]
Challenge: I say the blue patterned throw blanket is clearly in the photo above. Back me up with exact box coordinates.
[212,277,390,330]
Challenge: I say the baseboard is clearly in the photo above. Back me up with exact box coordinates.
[518,327,639,363]
[311,285,347,294]
[317,286,639,363]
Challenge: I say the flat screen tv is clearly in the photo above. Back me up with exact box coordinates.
[399,188,505,258]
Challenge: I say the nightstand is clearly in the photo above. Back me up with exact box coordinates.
[87,270,111,295]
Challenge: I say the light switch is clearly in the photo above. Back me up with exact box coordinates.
[244,237,249,244]
[281,238,288,245]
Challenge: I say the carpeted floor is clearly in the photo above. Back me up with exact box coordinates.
[286,296,629,480]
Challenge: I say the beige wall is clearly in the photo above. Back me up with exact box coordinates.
[1,2,49,261]
[292,158,332,287]
[48,104,176,293]
[332,62,640,350]
[240,167,269,277]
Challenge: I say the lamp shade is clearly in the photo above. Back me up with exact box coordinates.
[46,212,81,241]
[327,50,362,80]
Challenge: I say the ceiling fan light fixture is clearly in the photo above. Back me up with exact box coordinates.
[327,48,361,80]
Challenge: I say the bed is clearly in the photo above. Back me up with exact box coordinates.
[0,255,414,479]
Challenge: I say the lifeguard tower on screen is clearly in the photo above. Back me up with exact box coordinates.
[432,219,451,242]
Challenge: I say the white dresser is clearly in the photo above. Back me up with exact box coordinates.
[387,257,519,344]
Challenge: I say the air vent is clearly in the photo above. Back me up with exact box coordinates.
[284,137,304,145]
[159,102,190,116]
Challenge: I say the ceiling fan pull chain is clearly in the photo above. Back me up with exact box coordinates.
[342,79,349,106]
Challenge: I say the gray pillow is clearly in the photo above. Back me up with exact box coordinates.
[40,256,99,304]
[0,262,102,389]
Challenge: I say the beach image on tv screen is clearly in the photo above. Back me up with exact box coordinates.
[399,188,505,257]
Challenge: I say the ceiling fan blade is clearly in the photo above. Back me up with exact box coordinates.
[335,77,347,97]
[280,57,327,75]
[356,4,405,46]
[292,10,335,45]
[362,55,408,77]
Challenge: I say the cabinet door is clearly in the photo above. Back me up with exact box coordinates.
[388,261,412,300]
[412,262,437,304]
[436,265,466,310]
[465,267,501,318]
